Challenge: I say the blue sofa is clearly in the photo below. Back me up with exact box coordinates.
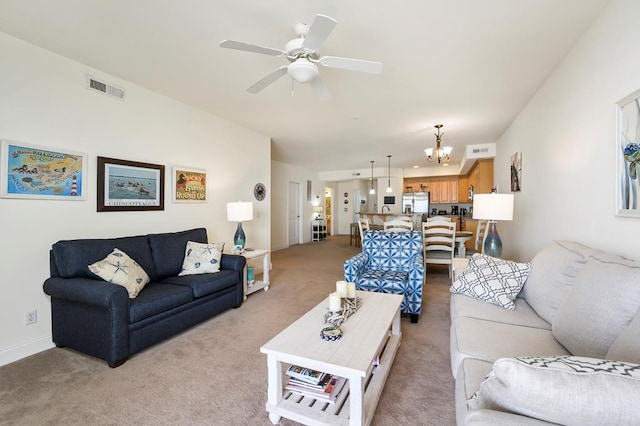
[43,228,245,367]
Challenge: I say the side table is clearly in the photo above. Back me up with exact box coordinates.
[227,249,271,300]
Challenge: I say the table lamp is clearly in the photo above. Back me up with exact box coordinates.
[226,201,253,251]
[313,206,323,219]
[472,193,514,258]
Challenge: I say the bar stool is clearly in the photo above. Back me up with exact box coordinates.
[350,223,360,248]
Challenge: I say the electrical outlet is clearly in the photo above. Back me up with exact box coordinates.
[25,309,37,325]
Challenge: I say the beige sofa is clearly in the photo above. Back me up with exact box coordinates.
[449,241,640,425]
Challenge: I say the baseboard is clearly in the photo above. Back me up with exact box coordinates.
[0,334,54,367]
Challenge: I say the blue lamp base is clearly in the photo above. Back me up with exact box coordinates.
[483,221,503,258]
[233,222,246,250]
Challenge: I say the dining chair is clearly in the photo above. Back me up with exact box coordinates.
[383,218,413,232]
[422,220,457,277]
[358,217,370,246]
[426,216,452,222]
[464,219,488,257]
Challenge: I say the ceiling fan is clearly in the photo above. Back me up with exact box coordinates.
[219,14,383,101]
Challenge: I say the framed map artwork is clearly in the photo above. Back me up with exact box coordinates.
[0,140,87,200]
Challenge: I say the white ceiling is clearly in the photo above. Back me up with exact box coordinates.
[0,0,609,173]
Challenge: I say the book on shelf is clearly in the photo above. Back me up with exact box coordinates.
[286,365,327,385]
[285,375,347,404]
[287,373,332,390]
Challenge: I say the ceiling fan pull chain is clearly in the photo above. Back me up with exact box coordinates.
[291,79,295,97]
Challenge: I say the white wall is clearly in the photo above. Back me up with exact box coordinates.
[496,0,640,261]
[271,160,323,250]
[0,33,271,366]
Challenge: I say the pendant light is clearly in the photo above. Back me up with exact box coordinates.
[369,160,376,195]
[425,124,452,164]
[386,155,393,193]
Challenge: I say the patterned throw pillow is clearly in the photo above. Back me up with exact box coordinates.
[88,248,150,298]
[468,355,640,425]
[179,241,225,276]
[450,254,531,310]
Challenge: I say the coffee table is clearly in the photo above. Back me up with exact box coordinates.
[260,291,403,426]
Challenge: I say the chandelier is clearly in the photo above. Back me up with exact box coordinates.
[425,124,452,164]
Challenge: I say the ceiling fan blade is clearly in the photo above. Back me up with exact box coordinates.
[319,56,383,74]
[247,66,288,94]
[302,15,337,52]
[220,40,285,57]
[310,76,332,101]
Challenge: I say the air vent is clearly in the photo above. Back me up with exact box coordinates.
[86,74,125,101]
[352,172,361,176]
[472,148,489,154]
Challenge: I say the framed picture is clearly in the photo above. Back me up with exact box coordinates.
[97,156,164,212]
[510,152,522,192]
[0,140,87,200]
[172,166,207,202]
[616,89,640,217]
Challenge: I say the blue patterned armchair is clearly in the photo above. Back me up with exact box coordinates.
[344,230,424,323]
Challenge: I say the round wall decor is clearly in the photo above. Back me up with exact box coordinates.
[254,183,266,201]
[343,199,348,204]
[344,192,348,197]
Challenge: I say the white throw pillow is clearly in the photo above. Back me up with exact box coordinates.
[179,241,225,276]
[88,248,150,298]
[552,252,640,359]
[450,254,531,310]
[519,240,599,323]
[468,355,640,426]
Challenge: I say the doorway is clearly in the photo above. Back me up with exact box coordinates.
[325,187,332,236]
[288,181,300,246]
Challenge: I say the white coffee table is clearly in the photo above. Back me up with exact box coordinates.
[260,291,403,426]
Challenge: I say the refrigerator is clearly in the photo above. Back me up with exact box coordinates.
[402,192,429,214]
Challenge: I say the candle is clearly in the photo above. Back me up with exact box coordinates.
[336,281,348,298]
[346,282,356,298]
[329,292,342,312]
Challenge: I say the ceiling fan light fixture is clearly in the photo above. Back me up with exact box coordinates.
[287,58,319,83]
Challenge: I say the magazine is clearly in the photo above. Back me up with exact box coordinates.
[286,365,327,385]
[287,373,332,390]
[285,375,346,404]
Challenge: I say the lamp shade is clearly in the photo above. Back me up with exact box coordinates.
[472,194,514,221]
[227,201,253,222]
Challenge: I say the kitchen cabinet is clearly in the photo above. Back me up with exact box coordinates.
[403,176,461,204]
[458,175,469,202]
[463,219,478,250]
[458,159,494,202]
[402,166,491,204]
[468,159,494,195]
[448,177,459,203]
[430,179,441,203]
[432,177,458,204]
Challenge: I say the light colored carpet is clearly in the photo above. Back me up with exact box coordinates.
[0,235,455,425]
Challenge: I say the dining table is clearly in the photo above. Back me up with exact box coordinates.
[455,231,474,257]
